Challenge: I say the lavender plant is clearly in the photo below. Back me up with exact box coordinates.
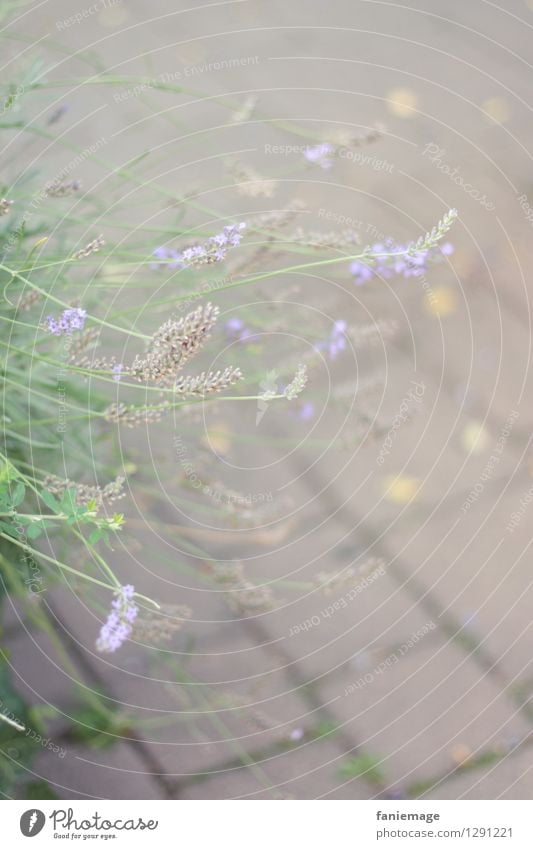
[0,18,458,796]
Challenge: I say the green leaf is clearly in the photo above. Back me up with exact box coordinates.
[88,529,103,545]
[39,490,62,513]
[60,488,78,516]
[10,482,25,507]
[0,521,18,537]
[0,459,19,486]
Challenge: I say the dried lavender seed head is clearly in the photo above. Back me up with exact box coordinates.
[16,290,41,311]
[131,604,192,645]
[173,367,243,397]
[72,235,104,259]
[104,402,169,427]
[45,179,82,198]
[248,200,306,232]
[130,302,219,385]
[211,561,277,615]
[284,365,308,400]
[67,327,100,362]
[291,226,361,251]
[0,198,13,216]
[409,208,458,254]
[44,474,127,508]
[228,161,277,198]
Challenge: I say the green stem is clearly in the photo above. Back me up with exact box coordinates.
[0,531,118,591]
[0,263,149,340]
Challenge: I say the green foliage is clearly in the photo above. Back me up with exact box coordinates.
[0,656,38,794]
[67,705,134,750]
[337,752,385,785]
[22,780,60,800]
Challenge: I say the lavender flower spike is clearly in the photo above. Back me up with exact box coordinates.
[45,307,87,336]
[152,223,246,270]
[96,584,139,653]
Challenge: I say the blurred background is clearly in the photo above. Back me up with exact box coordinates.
[2,0,533,800]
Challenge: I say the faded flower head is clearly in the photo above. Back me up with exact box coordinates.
[96,584,138,653]
[44,474,126,509]
[0,198,13,216]
[45,179,81,198]
[291,226,361,251]
[130,302,219,385]
[45,307,87,336]
[104,401,169,428]
[284,364,308,400]
[228,161,277,198]
[72,235,104,259]
[173,366,243,397]
[212,562,276,616]
[131,604,192,645]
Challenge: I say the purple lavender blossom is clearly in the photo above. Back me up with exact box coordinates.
[225,316,254,343]
[47,103,69,125]
[150,246,186,270]
[152,223,246,270]
[304,143,335,170]
[45,307,87,336]
[297,401,315,421]
[349,261,374,286]
[350,239,454,285]
[112,364,123,382]
[315,319,347,361]
[96,584,138,653]
[440,241,454,256]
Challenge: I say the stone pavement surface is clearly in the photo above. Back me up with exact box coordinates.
[4,0,533,799]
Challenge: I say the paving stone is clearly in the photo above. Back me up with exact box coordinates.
[30,743,162,800]
[376,484,533,686]
[176,737,372,799]
[315,627,530,793]
[52,590,324,777]
[8,0,533,803]
[424,745,533,800]
[4,623,80,736]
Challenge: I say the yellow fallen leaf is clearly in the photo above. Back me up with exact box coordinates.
[203,423,232,454]
[384,475,419,503]
[386,88,418,118]
[451,743,473,766]
[425,286,457,317]
[462,421,490,454]
[482,97,510,125]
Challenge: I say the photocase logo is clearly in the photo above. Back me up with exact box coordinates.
[20,809,46,837]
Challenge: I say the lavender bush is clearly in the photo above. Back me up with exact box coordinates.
[0,11,457,797]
